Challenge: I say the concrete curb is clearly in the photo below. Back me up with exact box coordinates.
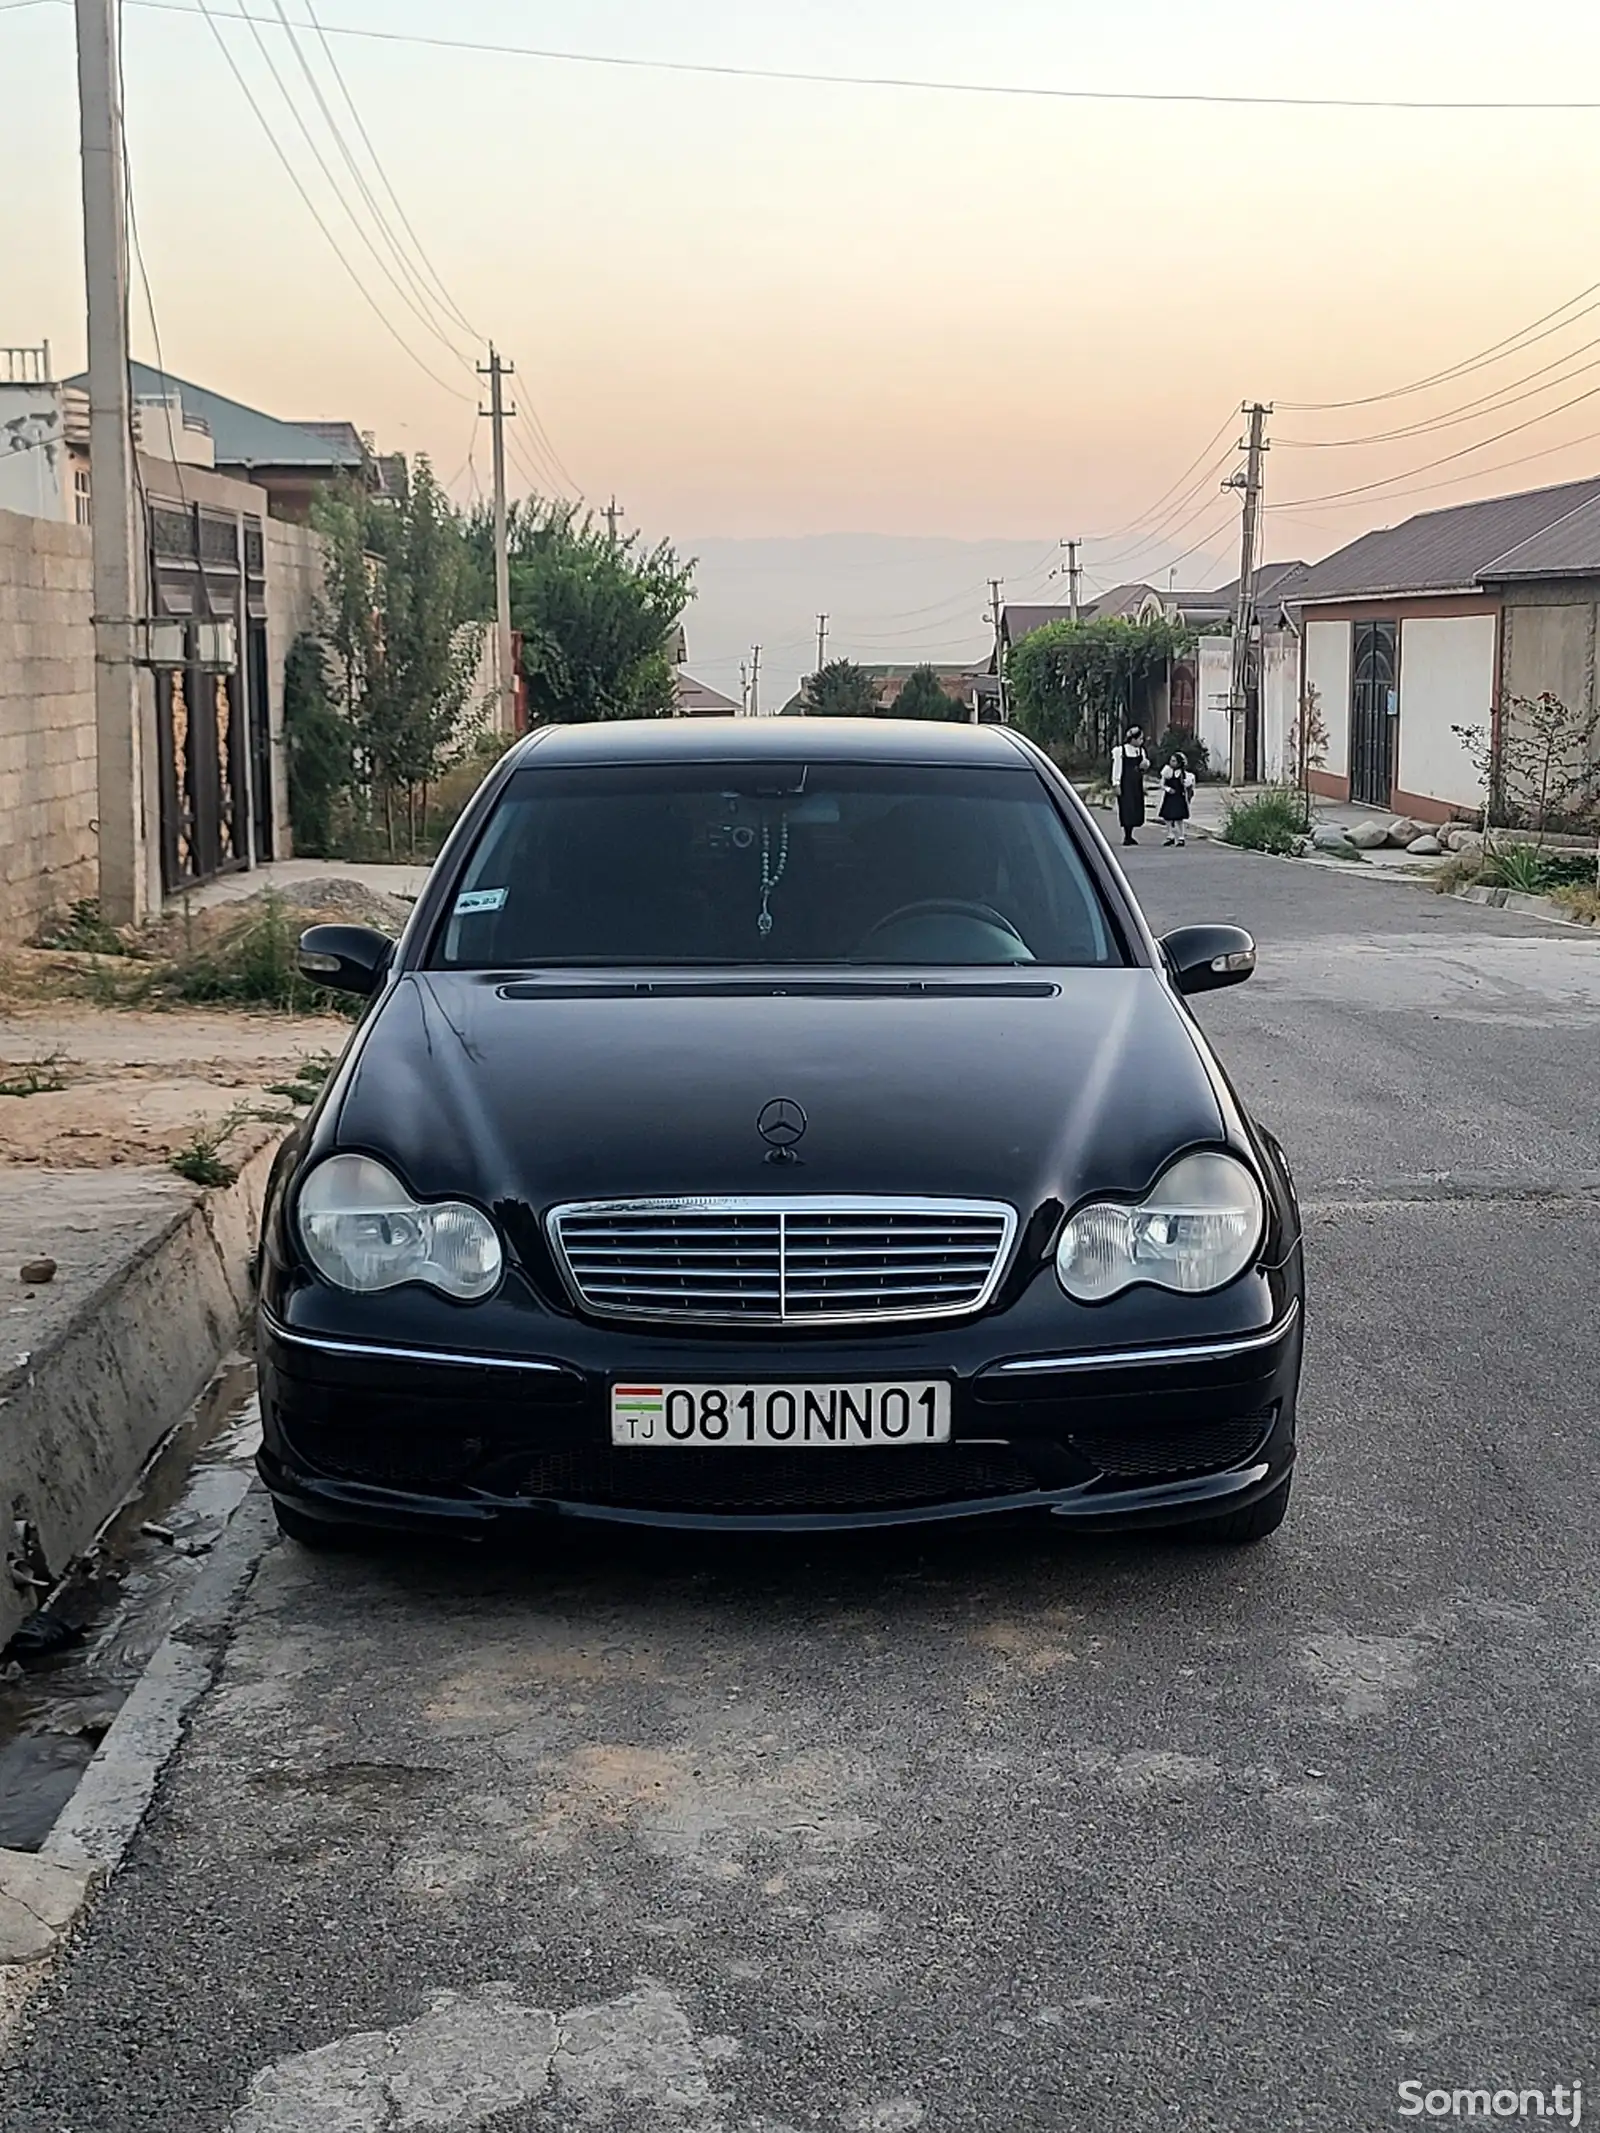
[0,1488,276,2037]
[0,1135,280,1653]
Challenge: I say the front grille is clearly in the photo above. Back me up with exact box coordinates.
[518,1444,1041,1512]
[1068,1407,1276,1481]
[547,1197,1017,1326]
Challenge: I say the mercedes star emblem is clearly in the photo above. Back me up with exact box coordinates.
[757,1097,808,1151]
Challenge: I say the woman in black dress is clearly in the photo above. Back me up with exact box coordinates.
[1112,726,1149,847]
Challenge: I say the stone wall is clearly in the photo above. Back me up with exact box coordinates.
[264,518,326,858]
[0,509,98,940]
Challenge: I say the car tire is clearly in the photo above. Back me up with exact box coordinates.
[272,1499,357,1551]
[1183,1475,1292,1545]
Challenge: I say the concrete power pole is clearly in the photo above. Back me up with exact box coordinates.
[478,348,517,736]
[989,579,1008,724]
[1226,401,1270,787]
[740,660,750,717]
[749,645,761,718]
[816,613,828,675]
[76,0,153,926]
[1065,539,1082,623]
[604,496,625,543]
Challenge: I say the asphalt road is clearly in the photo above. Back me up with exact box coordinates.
[5,846,1599,2133]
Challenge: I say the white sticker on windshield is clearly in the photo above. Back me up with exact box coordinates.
[454,887,507,915]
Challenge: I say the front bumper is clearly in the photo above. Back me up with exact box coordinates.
[257,1290,1303,1537]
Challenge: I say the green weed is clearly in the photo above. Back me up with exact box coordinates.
[0,1049,68,1098]
[1220,787,1309,856]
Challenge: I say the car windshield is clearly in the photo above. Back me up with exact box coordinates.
[433,760,1119,968]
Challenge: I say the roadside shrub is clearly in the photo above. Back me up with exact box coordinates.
[36,898,127,956]
[1486,843,1548,895]
[139,895,356,1017]
[1550,883,1600,925]
[1220,787,1307,856]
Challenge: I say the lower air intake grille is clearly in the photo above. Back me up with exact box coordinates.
[1067,1407,1276,1481]
[520,1444,1041,1513]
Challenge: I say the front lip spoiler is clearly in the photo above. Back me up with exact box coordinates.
[259,1454,1283,1536]
[260,1301,1299,1384]
[260,1312,573,1377]
[992,1298,1300,1377]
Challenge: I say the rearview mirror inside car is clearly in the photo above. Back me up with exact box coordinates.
[297,923,395,998]
[1159,923,1257,997]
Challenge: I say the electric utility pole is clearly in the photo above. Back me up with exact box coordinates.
[478,348,516,736]
[750,644,761,718]
[740,660,750,716]
[1225,401,1270,787]
[816,613,828,675]
[604,495,625,543]
[76,0,152,925]
[1064,539,1082,623]
[989,579,1008,723]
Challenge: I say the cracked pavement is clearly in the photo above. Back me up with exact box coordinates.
[2,846,1597,2132]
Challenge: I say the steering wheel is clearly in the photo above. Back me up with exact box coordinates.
[856,898,1030,955]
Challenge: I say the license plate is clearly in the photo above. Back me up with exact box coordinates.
[610,1380,952,1447]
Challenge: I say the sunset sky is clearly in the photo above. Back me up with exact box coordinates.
[8,0,1600,697]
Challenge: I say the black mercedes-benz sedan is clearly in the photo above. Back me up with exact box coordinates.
[256,716,1303,1548]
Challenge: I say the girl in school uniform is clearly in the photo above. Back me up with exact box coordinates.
[1160,753,1196,846]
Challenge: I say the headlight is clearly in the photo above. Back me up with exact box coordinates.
[297,1155,502,1300]
[1055,1151,1264,1303]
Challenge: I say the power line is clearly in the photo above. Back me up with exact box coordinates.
[1272,374,1600,511]
[1277,321,1600,450]
[189,0,471,399]
[298,0,478,342]
[1279,281,1600,414]
[1086,409,1239,548]
[263,0,474,363]
[115,3,1600,111]
[1266,418,1600,518]
[225,0,471,366]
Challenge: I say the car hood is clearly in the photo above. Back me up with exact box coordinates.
[332,970,1229,1219]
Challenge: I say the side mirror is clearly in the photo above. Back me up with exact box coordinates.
[297,923,394,999]
[1159,922,1256,997]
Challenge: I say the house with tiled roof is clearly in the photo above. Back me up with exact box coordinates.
[1296,476,1600,819]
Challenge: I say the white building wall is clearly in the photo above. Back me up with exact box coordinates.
[1303,619,1351,779]
[0,387,69,520]
[1260,630,1298,783]
[1396,614,1496,813]
[1197,636,1233,776]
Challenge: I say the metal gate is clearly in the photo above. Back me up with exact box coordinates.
[1350,621,1398,808]
[150,502,250,894]
[155,641,247,893]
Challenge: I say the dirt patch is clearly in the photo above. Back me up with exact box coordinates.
[0,1004,346,1168]
[140,877,415,961]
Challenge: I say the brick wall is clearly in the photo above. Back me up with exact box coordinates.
[0,508,98,940]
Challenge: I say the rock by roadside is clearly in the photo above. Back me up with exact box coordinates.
[0,1852,92,1966]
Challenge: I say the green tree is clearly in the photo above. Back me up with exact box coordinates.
[312,457,485,854]
[804,659,879,717]
[281,633,351,856]
[1009,616,1192,763]
[468,499,694,724]
[893,664,966,721]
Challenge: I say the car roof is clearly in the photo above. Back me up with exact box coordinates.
[510,717,1033,769]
